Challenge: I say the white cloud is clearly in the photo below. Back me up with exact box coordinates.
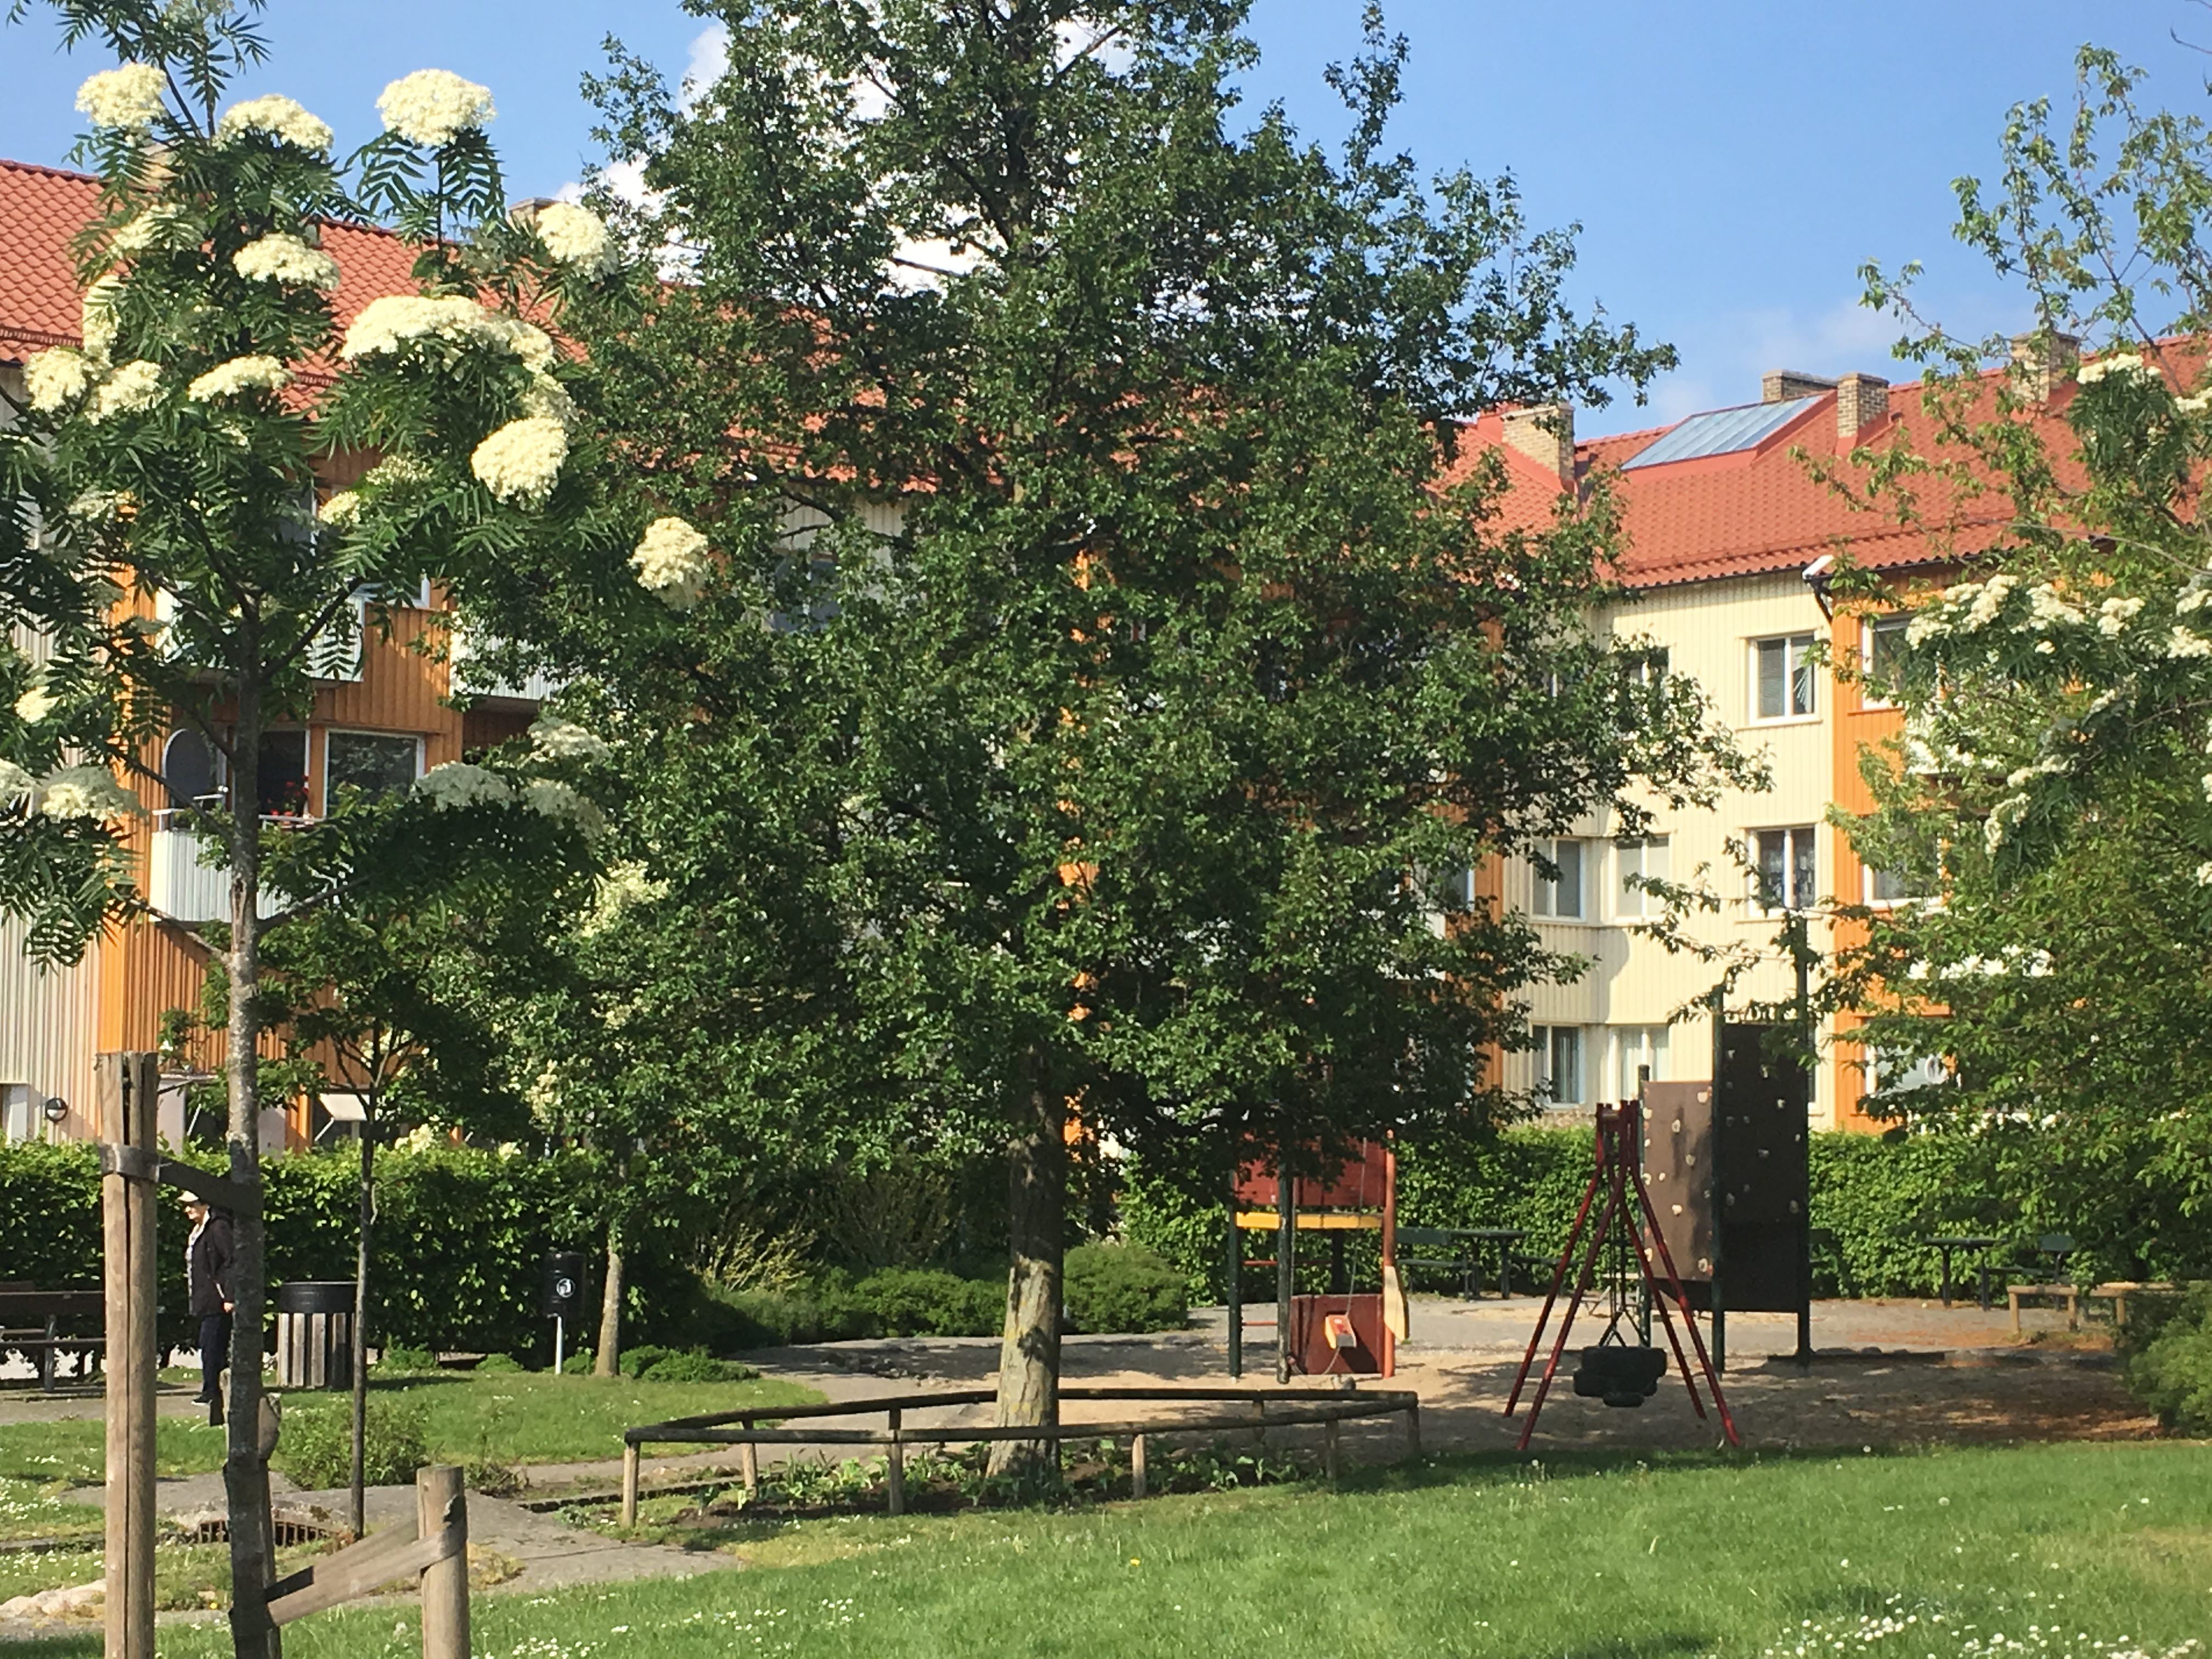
[680,24,729,112]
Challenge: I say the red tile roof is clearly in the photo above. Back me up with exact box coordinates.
[1443,348,2184,590]
[0,156,424,366]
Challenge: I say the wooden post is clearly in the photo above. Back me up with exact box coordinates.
[1130,1434,1147,1501]
[416,1467,467,1659]
[620,1443,640,1528]
[1404,1400,1421,1460]
[1323,1418,1341,1486]
[100,1052,159,1659]
[1276,1157,1295,1384]
[740,1420,758,1498]
[885,1407,905,1516]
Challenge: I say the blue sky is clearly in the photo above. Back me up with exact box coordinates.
[2,2,2203,433]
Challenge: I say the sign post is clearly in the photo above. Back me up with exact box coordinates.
[541,1253,585,1375]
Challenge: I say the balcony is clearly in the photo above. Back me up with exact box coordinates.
[146,811,294,926]
[448,624,558,707]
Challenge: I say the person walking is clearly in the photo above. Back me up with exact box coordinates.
[183,1197,234,1425]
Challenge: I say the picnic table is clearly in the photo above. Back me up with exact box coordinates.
[1919,1235,2004,1309]
[1397,1226,1538,1298]
[0,1283,105,1391]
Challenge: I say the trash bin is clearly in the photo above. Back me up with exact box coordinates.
[274,1280,355,1389]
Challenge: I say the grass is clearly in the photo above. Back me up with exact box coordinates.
[3,1440,2192,1658]
[0,1370,821,1498]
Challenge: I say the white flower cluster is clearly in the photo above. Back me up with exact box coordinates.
[1906,944,2054,981]
[2167,627,2212,660]
[630,517,713,608]
[520,374,576,428]
[414,761,512,810]
[583,860,669,935]
[2179,389,2212,415]
[319,492,362,529]
[2178,585,2211,616]
[0,760,33,804]
[376,70,494,147]
[339,295,552,370]
[24,349,95,414]
[2198,860,2212,886]
[528,715,610,762]
[2098,595,2145,636]
[76,65,167,132]
[214,95,334,153]
[13,678,55,724]
[234,233,341,291]
[1984,792,2030,855]
[85,360,163,424]
[187,356,291,402]
[2024,582,2083,630]
[1764,1602,2196,1657]
[470,416,568,506]
[81,275,120,359]
[533,201,616,275]
[107,205,195,259]
[2075,350,2159,386]
[38,765,143,822]
[522,778,606,837]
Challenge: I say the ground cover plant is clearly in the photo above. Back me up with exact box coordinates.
[53,1440,2194,1659]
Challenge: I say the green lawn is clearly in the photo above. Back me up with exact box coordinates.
[0,1370,820,1499]
[2,1440,2182,1658]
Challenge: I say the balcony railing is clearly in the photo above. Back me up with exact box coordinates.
[146,810,301,925]
[448,624,558,706]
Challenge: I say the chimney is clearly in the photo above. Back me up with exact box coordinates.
[509,197,560,229]
[1835,372,1889,443]
[1501,403,1576,489]
[1762,370,1836,403]
[2009,329,2083,401]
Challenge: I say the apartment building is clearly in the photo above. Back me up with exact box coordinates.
[0,159,545,1148]
[1459,353,2078,1127]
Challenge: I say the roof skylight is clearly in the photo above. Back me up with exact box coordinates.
[1619,396,1821,470]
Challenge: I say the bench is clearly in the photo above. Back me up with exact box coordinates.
[2007,1280,2177,1333]
[1397,1227,1549,1299]
[0,1284,106,1391]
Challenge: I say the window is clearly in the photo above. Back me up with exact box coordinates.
[1863,861,1923,906]
[1533,1026,1584,1105]
[1752,633,1817,721]
[325,731,421,803]
[1614,835,1671,918]
[1615,1028,1669,1100]
[1862,614,1909,708]
[1752,826,1816,913]
[160,729,218,809]
[1866,1047,1949,1103]
[255,730,310,818]
[2,1084,35,1144]
[1532,838,1585,919]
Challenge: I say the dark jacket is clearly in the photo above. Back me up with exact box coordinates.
[188,1214,234,1317]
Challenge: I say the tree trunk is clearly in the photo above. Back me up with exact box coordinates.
[593,1232,624,1378]
[223,679,278,1659]
[988,1084,1066,1477]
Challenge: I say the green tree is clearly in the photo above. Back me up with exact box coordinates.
[1830,46,2212,1278]
[564,0,1745,1468]
[0,4,647,1644]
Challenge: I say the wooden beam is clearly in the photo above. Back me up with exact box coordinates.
[1234,1211,1383,1232]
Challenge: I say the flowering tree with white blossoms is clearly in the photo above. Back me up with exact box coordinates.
[1829,47,2212,1281]
[0,4,683,1645]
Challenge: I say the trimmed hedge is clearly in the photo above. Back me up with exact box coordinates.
[1064,1243,1187,1333]
[0,1142,638,1357]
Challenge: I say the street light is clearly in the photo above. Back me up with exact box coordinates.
[41,1096,67,1125]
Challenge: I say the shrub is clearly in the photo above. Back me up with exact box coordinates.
[1064,1243,1187,1333]
[704,1288,845,1349]
[375,1345,439,1375]
[472,1353,525,1374]
[275,1393,429,1490]
[832,1268,1001,1338]
[2121,1282,2212,1432]
[637,1348,759,1384]
[617,1344,675,1379]
[560,1349,595,1375]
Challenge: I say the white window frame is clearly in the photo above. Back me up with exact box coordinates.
[1750,632,1818,723]
[1613,834,1671,918]
[323,729,425,808]
[1614,1027,1669,1100]
[1750,825,1817,916]
[1861,860,1923,909]
[1532,838,1587,921]
[1860,613,1909,709]
[1865,1046,1950,1102]
[1532,1025,1585,1105]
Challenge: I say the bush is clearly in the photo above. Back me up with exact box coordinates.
[375,1345,439,1375]
[831,1268,1002,1338]
[1064,1243,1187,1333]
[275,1393,429,1490]
[2121,1282,2212,1432]
[617,1344,674,1379]
[561,1349,595,1375]
[637,1348,759,1384]
[472,1353,525,1374]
